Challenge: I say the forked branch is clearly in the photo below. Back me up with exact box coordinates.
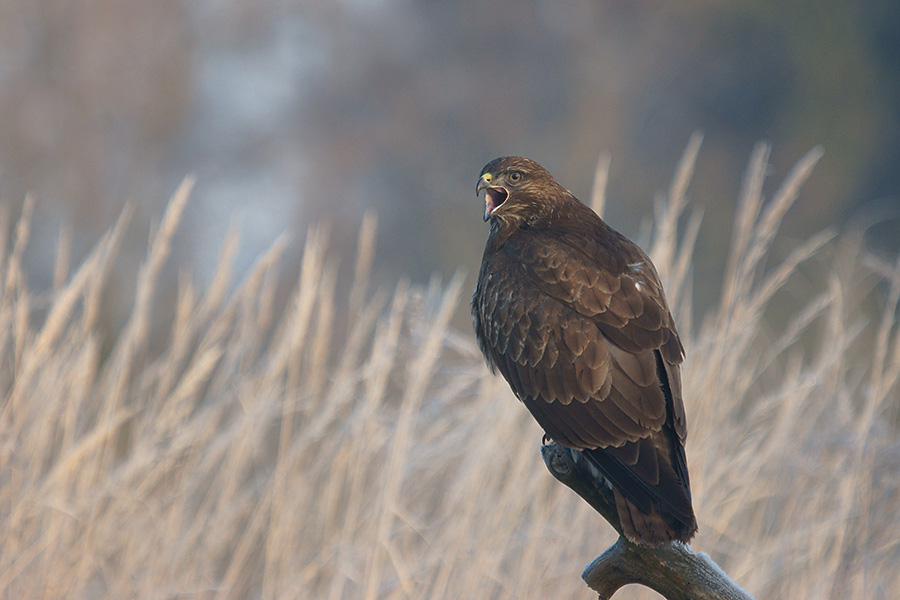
[541,443,754,600]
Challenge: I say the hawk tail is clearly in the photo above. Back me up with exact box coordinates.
[581,446,697,545]
[612,487,696,545]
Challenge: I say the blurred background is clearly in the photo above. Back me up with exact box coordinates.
[1,0,898,319]
[3,4,900,598]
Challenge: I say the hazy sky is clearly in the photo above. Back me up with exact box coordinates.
[1,1,897,306]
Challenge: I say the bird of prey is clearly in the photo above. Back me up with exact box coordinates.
[472,156,697,545]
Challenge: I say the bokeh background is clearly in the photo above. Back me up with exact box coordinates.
[1,0,898,317]
[3,3,900,599]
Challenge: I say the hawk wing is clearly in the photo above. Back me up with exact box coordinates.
[473,221,694,537]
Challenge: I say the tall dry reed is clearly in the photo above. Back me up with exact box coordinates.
[1,141,898,599]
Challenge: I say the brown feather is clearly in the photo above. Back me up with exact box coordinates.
[473,156,696,544]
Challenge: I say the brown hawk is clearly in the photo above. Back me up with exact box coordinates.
[472,156,697,544]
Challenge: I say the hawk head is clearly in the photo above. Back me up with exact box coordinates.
[476,156,571,222]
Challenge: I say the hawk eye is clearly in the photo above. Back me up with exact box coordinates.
[508,171,522,183]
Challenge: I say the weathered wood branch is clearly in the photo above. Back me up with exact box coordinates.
[541,442,755,600]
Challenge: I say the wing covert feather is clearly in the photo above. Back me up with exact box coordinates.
[474,231,682,448]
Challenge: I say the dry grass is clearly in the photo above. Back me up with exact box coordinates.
[2,142,899,600]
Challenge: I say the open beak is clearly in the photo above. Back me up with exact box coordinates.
[476,174,509,222]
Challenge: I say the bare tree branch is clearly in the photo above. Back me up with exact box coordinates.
[541,442,755,600]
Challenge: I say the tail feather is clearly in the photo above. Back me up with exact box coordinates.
[613,488,695,545]
[582,445,697,544]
